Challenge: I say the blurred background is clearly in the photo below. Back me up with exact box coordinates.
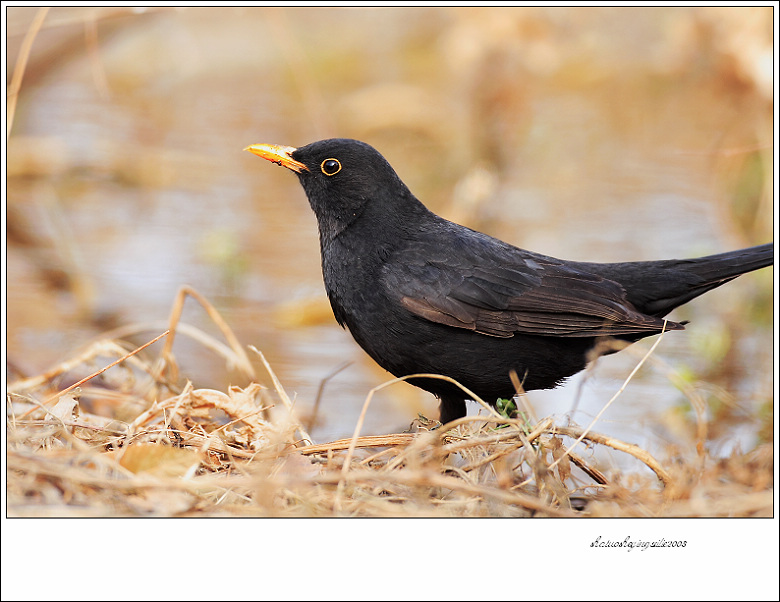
[5,7,774,456]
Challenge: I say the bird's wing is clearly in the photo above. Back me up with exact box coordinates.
[385,237,682,338]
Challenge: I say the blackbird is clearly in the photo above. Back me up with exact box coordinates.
[245,138,774,423]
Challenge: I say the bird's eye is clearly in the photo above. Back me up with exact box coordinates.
[321,158,342,176]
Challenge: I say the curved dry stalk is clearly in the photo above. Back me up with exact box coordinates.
[248,346,312,446]
[307,360,352,434]
[7,7,49,139]
[159,285,255,382]
[568,451,609,485]
[553,425,672,486]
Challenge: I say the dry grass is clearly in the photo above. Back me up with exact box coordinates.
[6,288,773,518]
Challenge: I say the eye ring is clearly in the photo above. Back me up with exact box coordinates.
[320,158,342,176]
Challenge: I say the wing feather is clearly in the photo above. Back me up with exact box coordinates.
[387,236,683,338]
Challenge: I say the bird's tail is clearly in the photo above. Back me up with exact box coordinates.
[575,242,774,318]
[638,242,774,316]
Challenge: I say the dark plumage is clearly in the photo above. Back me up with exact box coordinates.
[246,138,774,423]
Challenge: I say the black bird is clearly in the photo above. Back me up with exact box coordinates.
[245,138,773,424]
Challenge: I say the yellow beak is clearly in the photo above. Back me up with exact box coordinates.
[244,143,308,173]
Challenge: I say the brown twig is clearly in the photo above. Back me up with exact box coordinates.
[297,433,417,455]
[554,425,672,486]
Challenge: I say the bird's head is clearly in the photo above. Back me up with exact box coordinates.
[245,138,421,241]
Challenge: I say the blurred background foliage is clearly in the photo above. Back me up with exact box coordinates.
[5,6,774,448]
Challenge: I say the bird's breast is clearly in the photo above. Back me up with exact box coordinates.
[320,236,397,328]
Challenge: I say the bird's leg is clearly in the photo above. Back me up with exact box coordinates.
[438,396,467,425]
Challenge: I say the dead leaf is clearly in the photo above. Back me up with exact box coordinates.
[550,436,571,483]
[49,394,79,423]
[119,444,200,477]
